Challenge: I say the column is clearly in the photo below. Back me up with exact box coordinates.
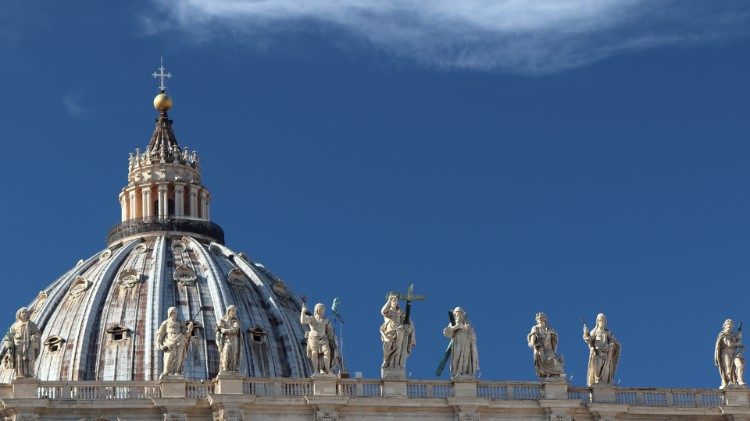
[141,186,151,220]
[119,192,128,222]
[128,190,137,221]
[189,186,199,218]
[158,184,169,219]
[174,183,185,218]
[200,190,208,220]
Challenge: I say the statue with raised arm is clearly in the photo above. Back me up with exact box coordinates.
[527,312,564,379]
[300,303,338,375]
[217,305,241,373]
[155,307,195,377]
[380,293,416,370]
[443,307,479,378]
[582,313,620,386]
[1,307,41,379]
[715,319,745,389]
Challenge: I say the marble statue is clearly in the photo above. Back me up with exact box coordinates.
[715,318,745,389]
[300,303,338,375]
[217,305,241,373]
[583,313,620,386]
[527,312,564,379]
[155,307,195,377]
[380,293,416,369]
[443,307,479,377]
[1,307,41,379]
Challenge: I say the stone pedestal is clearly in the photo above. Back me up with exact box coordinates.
[215,371,244,395]
[542,378,569,400]
[381,366,406,380]
[382,379,408,398]
[590,383,616,404]
[312,373,338,396]
[160,375,187,398]
[12,377,39,399]
[725,386,750,407]
[452,376,478,399]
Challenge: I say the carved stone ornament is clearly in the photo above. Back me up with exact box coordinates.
[272,280,289,298]
[173,265,197,286]
[30,291,47,316]
[68,276,91,298]
[227,268,248,288]
[99,249,112,262]
[118,269,142,290]
[171,240,187,254]
[316,409,338,421]
[134,243,148,254]
[209,242,222,255]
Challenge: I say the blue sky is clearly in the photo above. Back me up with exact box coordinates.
[1,0,750,387]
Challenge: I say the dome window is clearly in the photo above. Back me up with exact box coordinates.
[118,269,142,290]
[68,276,91,298]
[171,240,187,254]
[173,265,197,286]
[272,281,289,298]
[44,336,65,353]
[106,325,131,342]
[227,268,248,288]
[248,327,266,343]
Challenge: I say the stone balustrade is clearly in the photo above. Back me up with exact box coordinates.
[0,377,744,420]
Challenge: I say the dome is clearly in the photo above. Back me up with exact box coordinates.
[0,235,312,382]
[0,67,314,382]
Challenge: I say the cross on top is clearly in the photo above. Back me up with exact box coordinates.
[151,57,172,92]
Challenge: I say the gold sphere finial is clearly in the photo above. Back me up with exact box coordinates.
[153,92,173,112]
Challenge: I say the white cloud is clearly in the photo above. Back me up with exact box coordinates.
[152,0,750,73]
[62,93,89,118]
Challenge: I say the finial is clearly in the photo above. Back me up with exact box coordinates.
[152,58,174,112]
[151,57,172,93]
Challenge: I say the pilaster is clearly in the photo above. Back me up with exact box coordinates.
[158,183,169,219]
[174,182,185,217]
[189,185,199,218]
[141,186,152,219]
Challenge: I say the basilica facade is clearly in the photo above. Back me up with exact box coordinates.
[0,68,748,421]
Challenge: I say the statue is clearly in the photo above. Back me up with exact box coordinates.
[216,305,241,373]
[715,319,745,389]
[155,307,195,377]
[380,293,416,371]
[443,307,479,378]
[300,303,338,375]
[582,313,620,386]
[1,307,41,379]
[527,312,564,379]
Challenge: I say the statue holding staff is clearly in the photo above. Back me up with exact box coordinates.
[156,306,195,377]
[1,307,41,379]
[715,318,745,389]
[582,313,620,386]
[216,305,241,373]
[442,307,479,378]
[527,312,564,379]
[380,293,416,370]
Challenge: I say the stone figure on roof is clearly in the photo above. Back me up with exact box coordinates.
[583,313,620,386]
[380,293,416,373]
[443,307,479,378]
[1,307,41,379]
[156,307,195,377]
[300,303,338,375]
[715,318,745,389]
[527,312,564,379]
[217,305,241,374]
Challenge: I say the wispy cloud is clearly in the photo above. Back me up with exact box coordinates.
[62,93,89,118]
[151,0,750,73]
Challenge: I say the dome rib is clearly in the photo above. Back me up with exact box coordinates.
[144,236,166,380]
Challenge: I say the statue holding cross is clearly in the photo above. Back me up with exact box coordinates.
[380,284,423,378]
